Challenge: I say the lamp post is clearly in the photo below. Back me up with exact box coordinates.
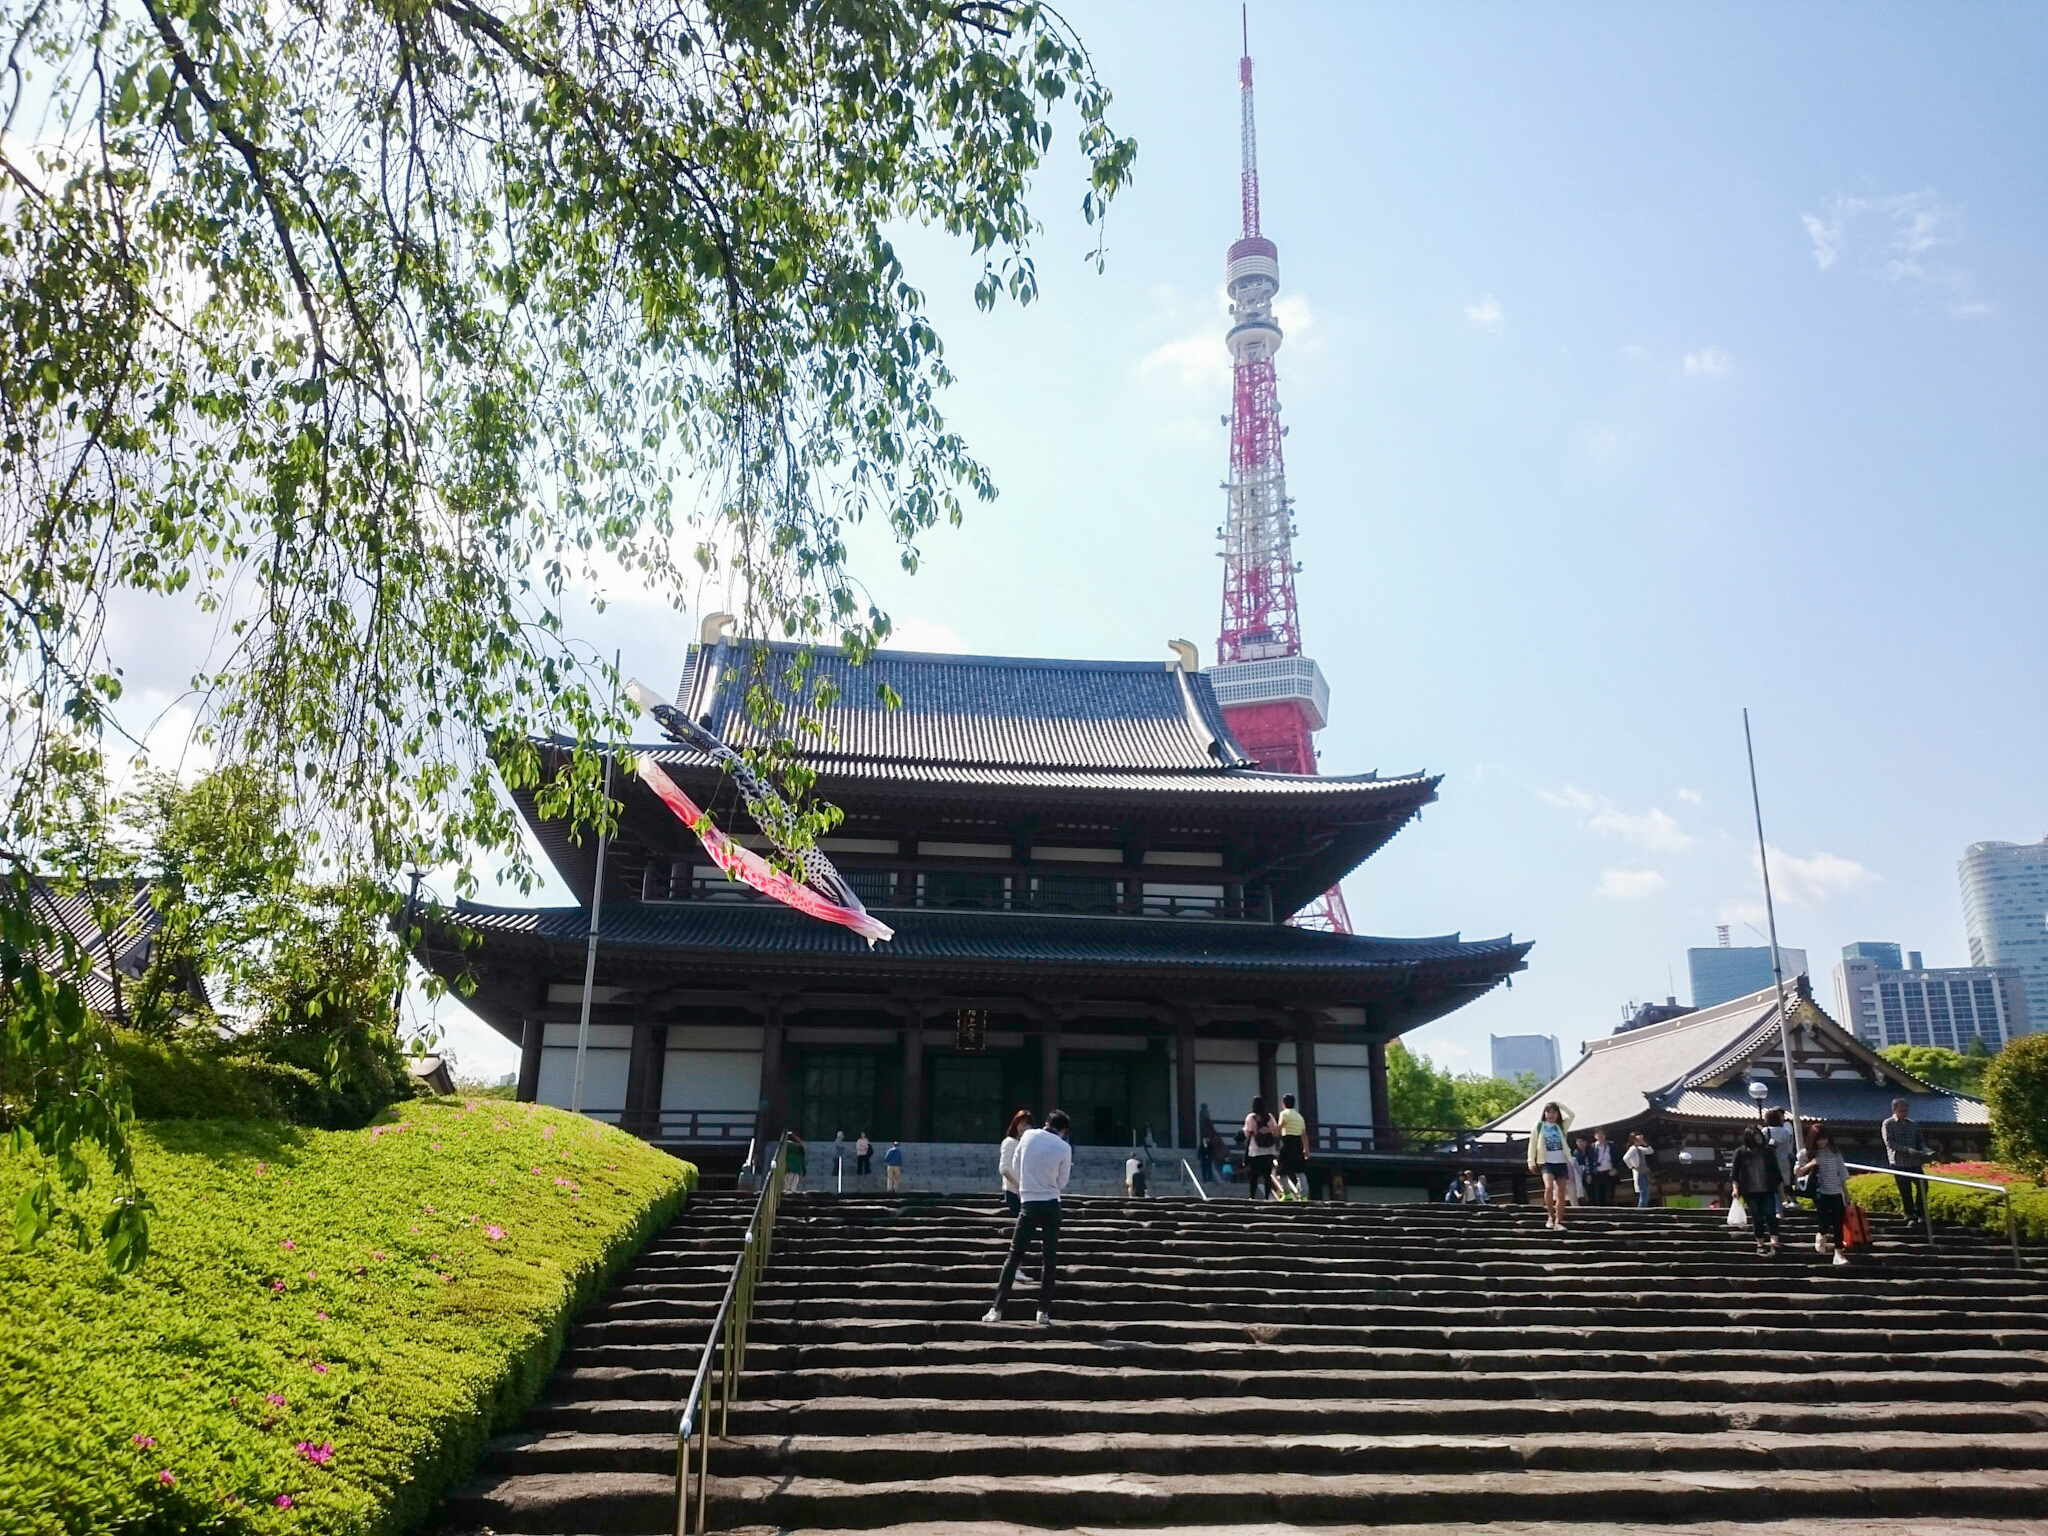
[1749,1078,1770,1121]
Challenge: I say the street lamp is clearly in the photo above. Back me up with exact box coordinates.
[1749,1079,1770,1120]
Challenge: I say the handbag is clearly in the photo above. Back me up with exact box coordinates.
[1841,1202,1872,1250]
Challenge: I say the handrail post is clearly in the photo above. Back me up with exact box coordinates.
[2008,1189,2022,1271]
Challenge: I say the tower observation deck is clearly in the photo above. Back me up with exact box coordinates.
[1207,27,1349,933]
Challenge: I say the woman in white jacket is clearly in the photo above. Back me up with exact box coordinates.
[1526,1102,1575,1231]
[997,1108,1032,1217]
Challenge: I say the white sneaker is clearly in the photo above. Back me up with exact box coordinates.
[1814,1233,1829,1254]
[980,1307,1002,1324]
[1036,1311,1052,1326]
[1832,1251,1850,1267]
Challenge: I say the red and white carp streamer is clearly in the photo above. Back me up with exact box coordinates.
[624,680,894,947]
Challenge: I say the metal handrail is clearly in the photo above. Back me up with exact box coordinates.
[674,1132,791,1535]
[1844,1160,2024,1270]
[1181,1158,1209,1200]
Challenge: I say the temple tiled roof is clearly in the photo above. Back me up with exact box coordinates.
[1486,979,1981,1134]
[445,898,1529,978]
[678,640,1256,773]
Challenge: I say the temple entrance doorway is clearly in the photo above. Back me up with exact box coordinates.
[1060,1056,1133,1146]
[929,1055,1006,1143]
[799,1053,877,1144]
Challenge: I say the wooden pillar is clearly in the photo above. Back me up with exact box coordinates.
[1174,1026,1199,1149]
[900,1004,925,1142]
[1367,1039,1394,1152]
[1257,1037,1279,1112]
[1294,1023,1320,1152]
[1040,1022,1061,1118]
[516,1018,544,1103]
[757,1002,787,1144]
[622,1020,664,1138]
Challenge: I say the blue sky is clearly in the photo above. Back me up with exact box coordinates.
[416,1,2047,1080]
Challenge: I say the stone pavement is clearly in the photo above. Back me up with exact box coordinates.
[440,1194,2048,1534]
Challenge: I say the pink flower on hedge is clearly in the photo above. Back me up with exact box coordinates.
[274,1494,293,1509]
[266,1393,287,1408]
[308,1361,328,1375]
[132,1434,156,1448]
[272,1280,286,1293]
[371,1250,385,1261]
[315,1311,328,1321]
[485,1225,505,1241]
[280,1239,296,1251]
[295,1441,334,1466]
[531,1166,542,1176]
[305,1270,317,1280]
[542,1125,556,1139]
[157,1470,176,1487]
[256,1163,267,1175]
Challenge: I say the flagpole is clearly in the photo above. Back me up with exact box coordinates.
[571,652,621,1117]
[1743,708,1804,1155]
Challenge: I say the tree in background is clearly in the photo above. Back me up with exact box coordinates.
[1,1,1132,1263]
[1983,1036,2048,1178]
[1386,1042,1541,1130]
[1879,1042,1994,1098]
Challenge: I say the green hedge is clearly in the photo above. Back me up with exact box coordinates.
[0,1100,695,1535]
[1846,1170,2048,1244]
[109,1033,417,1131]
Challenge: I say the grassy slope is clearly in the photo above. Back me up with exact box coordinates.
[0,1100,694,1535]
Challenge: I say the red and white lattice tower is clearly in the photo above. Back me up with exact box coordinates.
[1208,23,1351,933]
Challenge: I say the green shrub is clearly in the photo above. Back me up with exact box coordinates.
[0,1099,695,1535]
[1985,1035,2048,1176]
[108,1032,419,1131]
[1846,1169,2048,1244]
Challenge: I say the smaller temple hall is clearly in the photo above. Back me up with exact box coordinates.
[418,636,1530,1154]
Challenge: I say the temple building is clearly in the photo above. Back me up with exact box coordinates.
[1488,974,1991,1189]
[418,637,1529,1155]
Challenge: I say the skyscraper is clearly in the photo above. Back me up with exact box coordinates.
[1960,837,2048,1036]
[1687,944,1808,1009]
[1831,945,2028,1051]
[1490,1033,1561,1083]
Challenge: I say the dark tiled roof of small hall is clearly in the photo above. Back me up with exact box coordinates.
[674,639,1308,776]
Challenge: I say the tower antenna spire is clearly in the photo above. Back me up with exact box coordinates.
[1210,23,1349,933]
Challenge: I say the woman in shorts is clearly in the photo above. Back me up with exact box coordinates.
[1526,1101,1574,1231]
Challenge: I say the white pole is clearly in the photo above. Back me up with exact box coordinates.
[1743,708,1803,1157]
[572,653,621,1117]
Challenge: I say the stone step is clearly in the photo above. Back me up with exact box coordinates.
[717,1522,2048,1536]
[483,1428,2048,1479]
[522,1393,2048,1440]
[559,1340,2048,1378]
[445,1465,2048,1534]
[549,1364,2048,1406]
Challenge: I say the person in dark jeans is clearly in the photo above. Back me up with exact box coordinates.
[1883,1099,1930,1225]
[1733,1126,1781,1256]
[984,1109,1072,1324]
[1797,1122,1852,1267]
[1588,1129,1619,1206]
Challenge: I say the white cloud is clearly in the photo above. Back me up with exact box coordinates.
[1464,296,1504,335]
[1718,899,1768,928]
[1596,868,1669,900]
[1764,846,1879,908]
[1676,787,1703,805]
[1542,783,1697,853]
[1802,190,1986,316]
[1682,346,1734,378]
[1137,289,1317,399]
[1580,426,1621,468]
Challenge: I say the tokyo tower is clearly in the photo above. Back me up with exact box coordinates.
[1207,20,1351,933]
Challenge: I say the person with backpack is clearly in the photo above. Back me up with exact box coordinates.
[1796,1122,1852,1267]
[1242,1097,1280,1201]
[1733,1126,1781,1256]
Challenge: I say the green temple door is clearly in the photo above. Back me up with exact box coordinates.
[928,1056,1007,1143]
[1059,1056,1133,1146]
[799,1053,877,1144]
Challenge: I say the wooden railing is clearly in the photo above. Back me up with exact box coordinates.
[652,1110,758,1144]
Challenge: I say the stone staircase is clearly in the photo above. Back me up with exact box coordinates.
[791,1141,1194,1198]
[441,1193,2048,1536]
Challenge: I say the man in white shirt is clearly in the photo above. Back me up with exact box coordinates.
[983,1110,1071,1324]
